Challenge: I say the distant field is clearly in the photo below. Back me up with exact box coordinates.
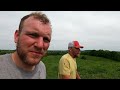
[42,55,120,79]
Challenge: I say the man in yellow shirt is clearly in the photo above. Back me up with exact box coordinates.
[58,41,84,79]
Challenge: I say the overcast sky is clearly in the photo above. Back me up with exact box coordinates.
[0,11,120,51]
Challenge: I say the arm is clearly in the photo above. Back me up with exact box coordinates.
[60,75,71,79]
[59,57,71,79]
[76,71,81,79]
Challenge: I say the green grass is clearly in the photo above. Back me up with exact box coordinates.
[42,55,62,79]
[42,55,120,79]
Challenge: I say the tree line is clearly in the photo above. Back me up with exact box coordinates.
[82,50,120,61]
[47,50,120,61]
[0,49,120,61]
[0,50,15,55]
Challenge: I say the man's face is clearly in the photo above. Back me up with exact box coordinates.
[14,17,52,66]
[72,47,80,58]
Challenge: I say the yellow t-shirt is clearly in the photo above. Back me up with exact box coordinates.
[58,53,77,79]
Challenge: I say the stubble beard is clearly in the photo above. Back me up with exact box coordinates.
[16,41,41,66]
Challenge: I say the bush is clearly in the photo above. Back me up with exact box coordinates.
[80,56,87,60]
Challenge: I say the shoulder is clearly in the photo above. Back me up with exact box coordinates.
[39,61,45,66]
[61,53,72,61]
[0,54,12,70]
[59,54,70,64]
[0,54,11,61]
[61,53,69,59]
[38,61,46,69]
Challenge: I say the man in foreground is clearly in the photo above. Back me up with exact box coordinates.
[0,11,52,79]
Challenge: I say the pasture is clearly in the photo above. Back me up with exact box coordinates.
[42,55,120,79]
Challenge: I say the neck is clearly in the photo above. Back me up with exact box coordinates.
[12,52,35,71]
[68,51,75,58]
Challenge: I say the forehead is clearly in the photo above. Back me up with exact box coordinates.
[22,17,52,32]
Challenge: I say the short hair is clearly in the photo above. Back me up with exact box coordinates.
[19,11,51,33]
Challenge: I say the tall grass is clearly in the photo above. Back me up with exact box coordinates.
[42,55,120,79]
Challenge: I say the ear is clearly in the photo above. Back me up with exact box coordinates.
[14,30,19,43]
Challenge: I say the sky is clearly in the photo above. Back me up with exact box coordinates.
[0,11,120,51]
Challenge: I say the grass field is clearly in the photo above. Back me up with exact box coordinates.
[42,55,120,79]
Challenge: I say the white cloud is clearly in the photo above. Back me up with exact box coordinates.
[0,11,120,51]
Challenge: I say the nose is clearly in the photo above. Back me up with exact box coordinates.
[34,37,44,49]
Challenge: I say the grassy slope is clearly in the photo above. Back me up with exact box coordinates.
[42,55,120,79]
